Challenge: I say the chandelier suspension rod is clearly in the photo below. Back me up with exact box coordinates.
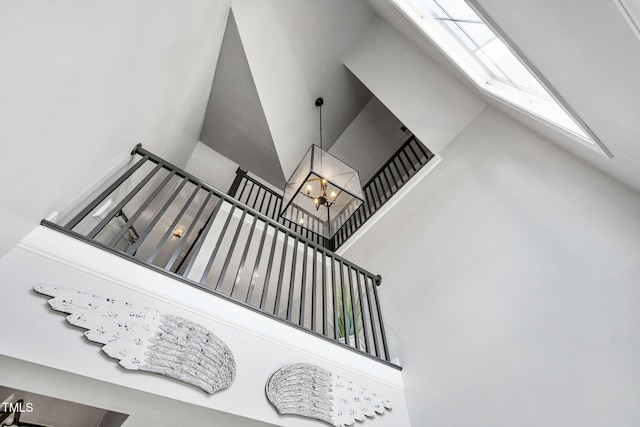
[316,97,324,151]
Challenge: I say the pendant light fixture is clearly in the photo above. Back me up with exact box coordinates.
[280,98,364,238]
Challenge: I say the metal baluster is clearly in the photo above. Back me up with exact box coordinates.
[265,193,274,219]
[322,251,328,335]
[165,191,213,271]
[331,256,339,340]
[286,237,299,322]
[311,247,317,332]
[87,163,163,239]
[273,232,290,315]
[215,210,248,292]
[260,226,280,310]
[407,139,422,166]
[371,275,390,361]
[198,202,237,284]
[273,196,282,221]
[245,182,256,208]
[355,272,371,354]
[126,172,189,255]
[65,155,149,230]
[338,260,351,347]
[181,197,224,276]
[415,137,432,160]
[380,167,393,198]
[230,215,258,298]
[347,267,361,351]
[366,186,377,212]
[147,183,201,263]
[245,220,269,304]
[388,160,403,189]
[398,150,414,176]
[274,198,282,221]
[237,178,249,202]
[407,149,420,174]
[383,168,396,193]
[394,156,410,182]
[364,274,380,358]
[299,243,308,326]
[357,204,366,226]
[372,178,384,208]
[106,171,179,246]
[227,167,247,197]
[258,190,267,215]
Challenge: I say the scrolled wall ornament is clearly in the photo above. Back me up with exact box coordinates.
[266,363,392,426]
[34,284,235,394]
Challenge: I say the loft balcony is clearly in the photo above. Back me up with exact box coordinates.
[40,137,433,368]
[229,134,434,250]
[40,145,394,366]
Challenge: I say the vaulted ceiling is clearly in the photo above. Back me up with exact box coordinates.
[367,0,640,193]
[201,0,640,196]
[200,0,377,187]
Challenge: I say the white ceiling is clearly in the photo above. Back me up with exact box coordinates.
[214,0,376,180]
[200,10,286,187]
[367,0,640,194]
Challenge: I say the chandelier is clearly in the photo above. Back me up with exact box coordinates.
[280,98,364,238]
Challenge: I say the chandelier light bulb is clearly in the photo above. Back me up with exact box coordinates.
[172,227,185,238]
[279,98,364,237]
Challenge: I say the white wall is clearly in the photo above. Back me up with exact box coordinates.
[0,355,275,427]
[344,18,486,155]
[339,107,640,426]
[0,1,230,260]
[0,226,409,426]
[185,141,240,193]
[231,0,376,176]
[329,97,408,183]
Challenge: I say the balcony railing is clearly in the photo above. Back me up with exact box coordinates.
[228,169,330,248]
[42,144,394,366]
[332,134,433,248]
[229,134,434,250]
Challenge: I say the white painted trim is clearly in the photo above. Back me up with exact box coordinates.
[389,0,612,159]
[615,0,640,43]
[16,226,404,389]
[336,154,442,256]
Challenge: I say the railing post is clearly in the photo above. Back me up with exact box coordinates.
[228,167,248,197]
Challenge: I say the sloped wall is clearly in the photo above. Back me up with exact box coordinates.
[339,106,640,426]
[231,0,376,177]
[344,17,485,155]
[0,1,230,260]
[329,97,409,184]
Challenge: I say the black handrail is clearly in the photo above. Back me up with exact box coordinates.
[229,135,434,250]
[228,168,331,247]
[47,144,394,366]
[331,135,434,248]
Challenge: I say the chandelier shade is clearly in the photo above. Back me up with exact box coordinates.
[281,145,364,238]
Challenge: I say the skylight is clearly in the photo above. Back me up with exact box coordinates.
[391,0,608,154]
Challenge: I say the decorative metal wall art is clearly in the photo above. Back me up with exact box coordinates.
[266,363,392,426]
[34,284,236,394]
